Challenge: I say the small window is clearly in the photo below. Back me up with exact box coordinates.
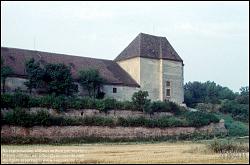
[166,89,171,97]
[166,81,170,87]
[113,88,117,93]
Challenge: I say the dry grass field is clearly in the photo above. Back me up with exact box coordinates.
[1,142,249,164]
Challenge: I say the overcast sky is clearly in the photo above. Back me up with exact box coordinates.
[1,1,249,92]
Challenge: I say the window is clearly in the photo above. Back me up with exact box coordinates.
[166,81,170,87]
[113,88,117,93]
[166,89,171,97]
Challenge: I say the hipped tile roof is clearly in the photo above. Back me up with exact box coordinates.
[114,33,183,62]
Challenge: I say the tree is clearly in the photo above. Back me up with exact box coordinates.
[24,58,45,94]
[131,90,151,113]
[184,81,236,107]
[43,63,78,96]
[1,58,13,93]
[236,86,249,104]
[78,69,105,98]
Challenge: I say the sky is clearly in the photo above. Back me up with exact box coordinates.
[1,1,249,92]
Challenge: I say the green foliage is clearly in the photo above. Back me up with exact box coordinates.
[117,116,189,128]
[150,101,182,115]
[38,94,67,112]
[132,90,151,112]
[1,93,13,108]
[1,58,13,93]
[236,86,249,104]
[184,111,220,127]
[115,100,133,110]
[24,59,78,96]
[4,108,34,127]
[219,100,249,122]
[24,58,45,93]
[43,63,78,96]
[78,69,105,98]
[184,81,236,107]
[215,113,249,137]
[1,92,31,108]
[2,108,218,128]
[195,103,220,113]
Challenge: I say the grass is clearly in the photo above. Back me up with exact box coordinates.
[1,141,249,164]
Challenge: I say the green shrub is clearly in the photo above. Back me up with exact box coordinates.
[220,100,249,122]
[95,99,106,112]
[81,97,96,109]
[34,110,52,126]
[67,98,83,109]
[12,92,30,108]
[131,90,151,112]
[38,94,67,111]
[1,93,13,108]
[28,97,40,107]
[184,111,219,127]
[104,98,116,109]
[122,101,134,110]
[4,108,34,127]
[150,101,182,115]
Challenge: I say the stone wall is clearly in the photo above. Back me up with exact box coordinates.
[1,121,227,140]
[1,108,173,119]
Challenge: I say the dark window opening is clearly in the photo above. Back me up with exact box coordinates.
[166,89,171,97]
[113,88,117,93]
[166,81,170,87]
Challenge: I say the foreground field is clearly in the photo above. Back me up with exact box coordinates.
[1,142,249,164]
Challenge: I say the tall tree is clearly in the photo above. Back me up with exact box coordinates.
[43,63,78,96]
[1,58,13,93]
[78,69,104,98]
[236,86,249,104]
[24,58,45,94]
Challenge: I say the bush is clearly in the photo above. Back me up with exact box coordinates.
[95,99,106,112]
[131,90,151,112]
[67,98,83,109]
[184,111,219,127]
[38,94,67,112]
[151,101,182,115]
[219,100,249,122]
[12,92,30,108]
[34,110,52,126]
[4,108,34,127]
[1,93,13,108]
[81,97,96,109]
[207,139,249,153]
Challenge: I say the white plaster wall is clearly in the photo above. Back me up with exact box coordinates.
[103,85,139,101]
[117,57,140,84]
[139,57,161,101]
[4,77,28,92]
[162,60,184,104]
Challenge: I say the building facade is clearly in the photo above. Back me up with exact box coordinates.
[1,33,184,104]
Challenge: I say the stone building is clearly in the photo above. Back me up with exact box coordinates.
[1,33,184,104]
